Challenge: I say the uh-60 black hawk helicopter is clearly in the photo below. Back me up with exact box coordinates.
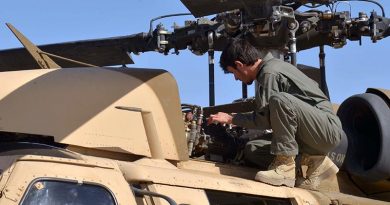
[0,0,390,204]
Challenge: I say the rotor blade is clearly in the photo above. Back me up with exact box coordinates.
[0,32,153,71]
[180,0,261,17]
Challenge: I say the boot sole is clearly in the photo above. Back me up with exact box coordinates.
[255,175,295,188]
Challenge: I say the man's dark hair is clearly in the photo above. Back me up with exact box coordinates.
[219,39,260,73]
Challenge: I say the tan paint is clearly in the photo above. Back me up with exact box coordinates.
[142,183,162,205]
[133,158,178,169]
[316,172,365,196]
[178,159,365,198]
[145,184,210,205]
[0,156,17,192]
[178,159,260,179]
[0,68,187,161]
[118,160,324,203]
[140,110,165,159]
[0,155,136,205]
[0,54,387,204]
[66,145,142,161]
[324,192,390,205]
[1,153,388,204]
[117,158,390,204]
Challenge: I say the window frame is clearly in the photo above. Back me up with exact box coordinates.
[19,177,118,205]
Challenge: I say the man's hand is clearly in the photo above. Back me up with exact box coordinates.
[207,112,233,125]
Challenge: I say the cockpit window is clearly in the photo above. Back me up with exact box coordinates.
[20,179,116,205]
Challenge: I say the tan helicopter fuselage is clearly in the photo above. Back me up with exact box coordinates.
[0,67,388,205]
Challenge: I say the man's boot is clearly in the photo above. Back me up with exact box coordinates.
[254,155,295,187]
[296,155,339,190]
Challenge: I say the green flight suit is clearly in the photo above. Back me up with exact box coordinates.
[233,53,343,157]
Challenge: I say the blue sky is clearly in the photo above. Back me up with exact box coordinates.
[1,0,389,106]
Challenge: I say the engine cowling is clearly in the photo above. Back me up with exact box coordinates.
[337,88,390,181]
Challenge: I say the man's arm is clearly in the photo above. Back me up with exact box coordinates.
[233,73,287,129]
[208,72,289,129]
[232,108,270,130]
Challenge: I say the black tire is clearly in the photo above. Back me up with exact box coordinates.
[337,93,390,181]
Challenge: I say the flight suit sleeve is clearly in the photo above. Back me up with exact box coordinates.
[232,73,288,130]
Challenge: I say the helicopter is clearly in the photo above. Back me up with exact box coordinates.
[0,0,390,204]
[0,0,389,105]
